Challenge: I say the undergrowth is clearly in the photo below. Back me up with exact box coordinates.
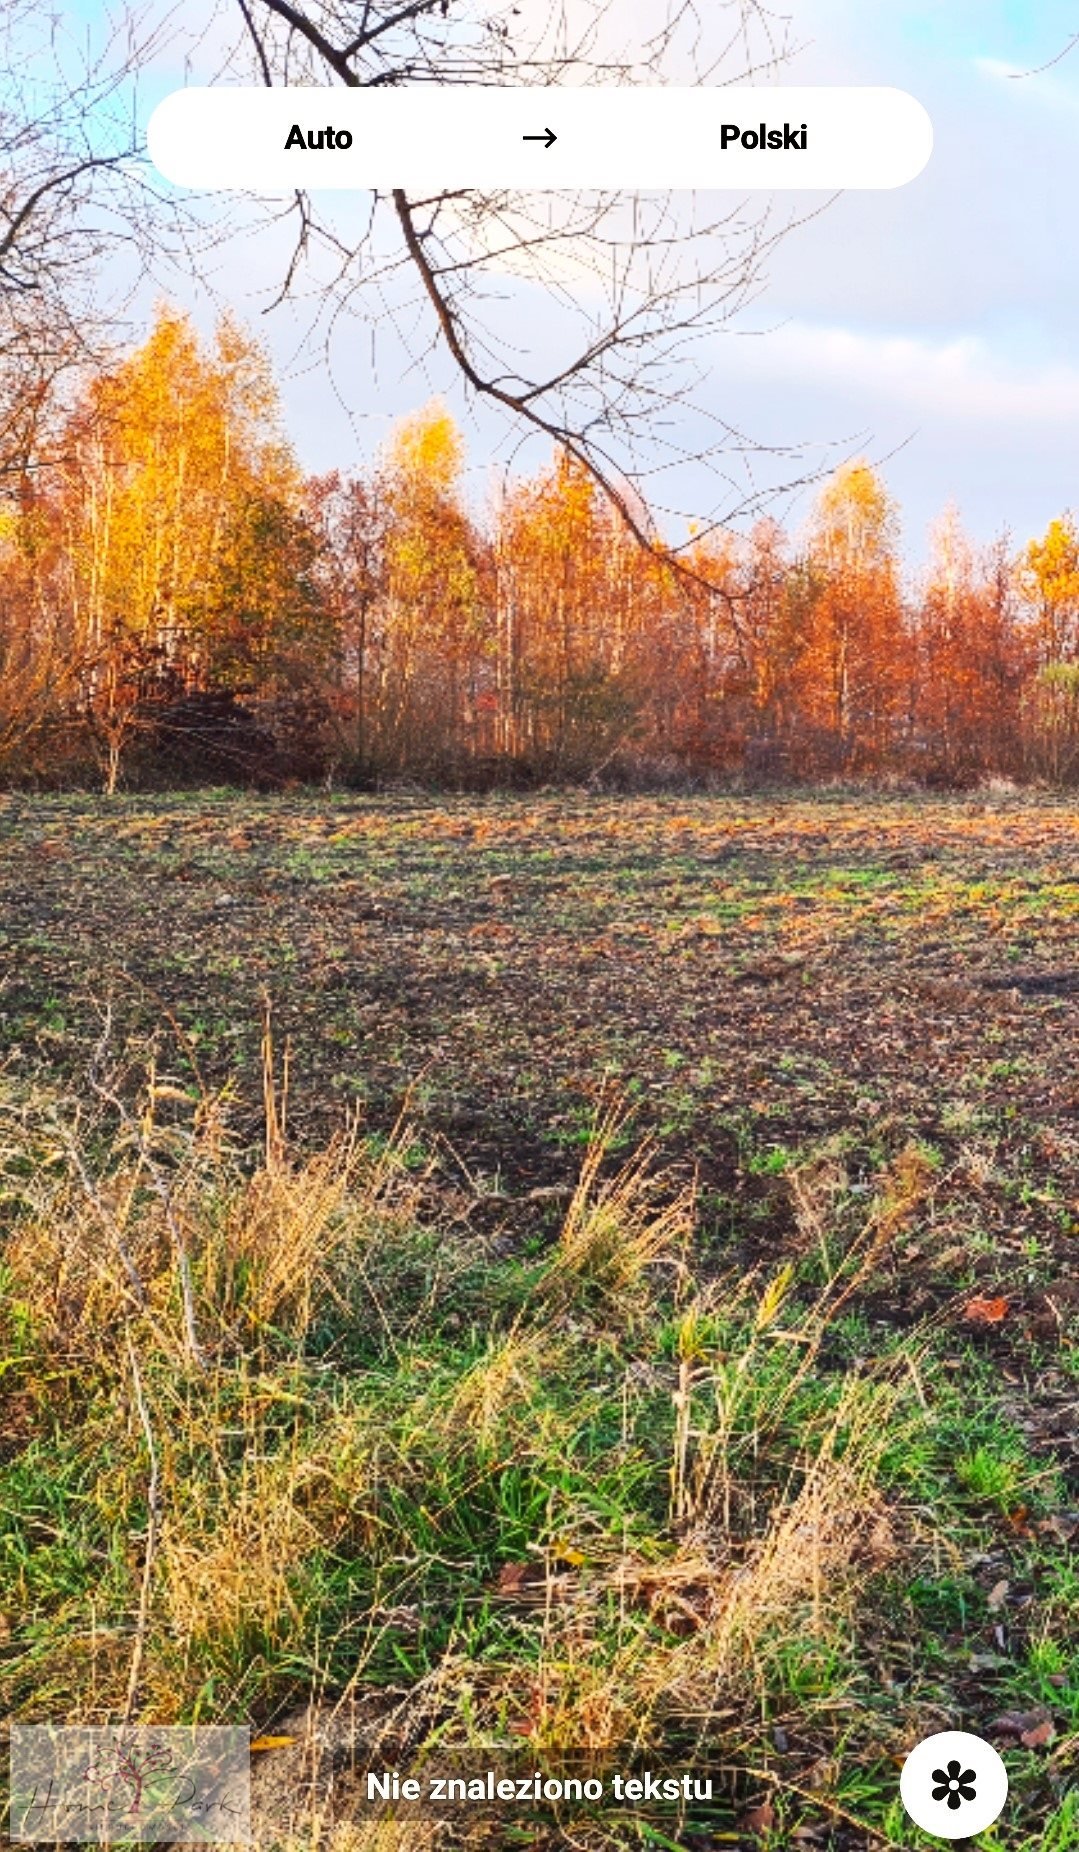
[0,1046,1075,1847]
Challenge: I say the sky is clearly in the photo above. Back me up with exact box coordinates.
[711,0,1079,559]
[56,0,1079,562]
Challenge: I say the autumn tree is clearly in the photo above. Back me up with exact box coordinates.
[1020,515,1079,665]
[912,509,1025,782]
[0,0,201,491]
[1019,515,1079,778]
[372,403,487,773]
[730,519,812,771]
[0,495,74,774]
[495,453,670,773]
[49,307,324,787]
[802,462,907,771]
[306,469,386,775]
[0,0,165,771]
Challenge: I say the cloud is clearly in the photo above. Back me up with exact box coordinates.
[719,320,1079,425]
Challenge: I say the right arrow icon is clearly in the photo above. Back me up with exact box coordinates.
[522,128,557,149]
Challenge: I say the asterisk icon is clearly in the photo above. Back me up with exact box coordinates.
[931,1759,977,1811]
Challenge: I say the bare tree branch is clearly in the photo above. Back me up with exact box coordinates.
[1008,31,1079,78]
[0,0,230,484]
[210,0,825,586]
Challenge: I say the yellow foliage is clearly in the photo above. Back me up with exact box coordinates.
[812,459,898,575]
[754,1262,794,1331]
[1021,514,1079,660]
[385,399,463,493]
[61,303,299,647]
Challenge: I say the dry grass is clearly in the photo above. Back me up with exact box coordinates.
[0,1064,961,1845]
[546,1094,694,1307]
[2,1074,425,1374]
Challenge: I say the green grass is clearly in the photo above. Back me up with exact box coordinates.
[0,1068,1076,1847]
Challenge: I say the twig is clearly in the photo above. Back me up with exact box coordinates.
[89,1071,208,1374]
[52,1115,147,1309]
[123,1337,161,1724]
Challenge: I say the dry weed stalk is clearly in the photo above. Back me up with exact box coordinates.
[261,993,291,1175]
[446,1328,554,1450]
[122,1336,161,1723]
[547,1094,693,1305]
[790,1142,933,1327]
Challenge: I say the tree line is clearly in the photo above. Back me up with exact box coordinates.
[2,306,1078,791]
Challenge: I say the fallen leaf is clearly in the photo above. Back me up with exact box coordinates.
[741,1799,775,1834]
[549,1539,587,1568]
[496,1561,544,1595]
[988,1706,1052,1743]
[492,1558,570,1603]
[251,1736,296,1752]
[987,1578,1010,1611]
[1021,1718,1055,1749]
[963,1295,1010,1325]
[1036,1512,1079,1544]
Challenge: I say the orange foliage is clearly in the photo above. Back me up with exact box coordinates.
[0,311,1073,788]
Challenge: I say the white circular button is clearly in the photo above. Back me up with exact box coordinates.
[900,1731,1008,1839]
